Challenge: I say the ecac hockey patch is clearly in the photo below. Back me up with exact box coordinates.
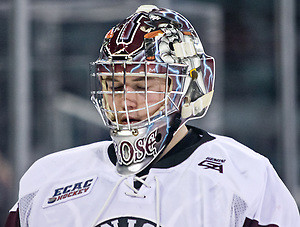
[43,175,98,208]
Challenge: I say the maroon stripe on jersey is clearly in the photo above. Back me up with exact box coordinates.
[4,208,20,227]
[243,217,279,227]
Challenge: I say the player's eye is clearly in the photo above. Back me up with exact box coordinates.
[112,85,124,91]
[106,81,124,91]
[136,85,148,91]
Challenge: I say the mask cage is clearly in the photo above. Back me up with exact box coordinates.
[90,61,188,131]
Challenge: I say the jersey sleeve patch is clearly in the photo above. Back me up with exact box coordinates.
[42,175,98,208]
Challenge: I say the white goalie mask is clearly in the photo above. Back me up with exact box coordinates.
[90,5,215,175]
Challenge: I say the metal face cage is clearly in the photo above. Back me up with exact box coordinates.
[90,61,188,131]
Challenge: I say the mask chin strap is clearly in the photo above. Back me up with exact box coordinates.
[181,90,214,118]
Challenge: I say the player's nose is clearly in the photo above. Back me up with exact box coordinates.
[121,85,138,110]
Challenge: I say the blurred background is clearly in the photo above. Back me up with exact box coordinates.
[0,0,299,224]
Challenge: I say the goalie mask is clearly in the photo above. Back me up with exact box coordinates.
[90,5,215,175]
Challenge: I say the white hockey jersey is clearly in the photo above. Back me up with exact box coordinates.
[5,128,300,227]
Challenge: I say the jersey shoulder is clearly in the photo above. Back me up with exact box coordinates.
[192,132,272,179]
[19,141,112,197]
[207,133,269,163]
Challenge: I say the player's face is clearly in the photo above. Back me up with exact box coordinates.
[103,75,166,125]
